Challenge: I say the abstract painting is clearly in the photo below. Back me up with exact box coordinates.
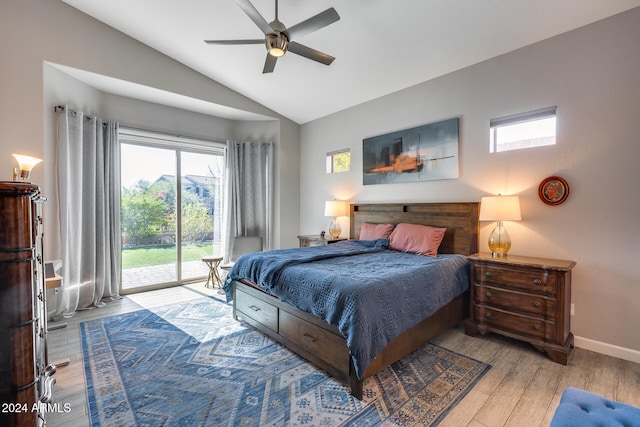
[363,118,459,185]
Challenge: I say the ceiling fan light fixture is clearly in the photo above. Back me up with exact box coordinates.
[269,47,285,57]
[266,33,287,57]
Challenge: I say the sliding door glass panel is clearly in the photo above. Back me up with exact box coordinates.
[180,151,224,281]
[121,144,177,290]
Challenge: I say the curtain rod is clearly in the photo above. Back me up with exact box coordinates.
[54,104,85,116]
[55,106,226,144]
[54,105,109,124]
[119,125,226,145]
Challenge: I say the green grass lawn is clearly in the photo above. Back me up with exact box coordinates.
[122,243,219,269]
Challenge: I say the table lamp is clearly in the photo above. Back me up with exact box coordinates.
[479,195,521,257]
[12,154,42,182]
[324,200,348,238]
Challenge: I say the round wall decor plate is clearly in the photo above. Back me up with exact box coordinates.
[538,176,569,205]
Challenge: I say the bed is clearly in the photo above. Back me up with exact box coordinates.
[223,202,479,399]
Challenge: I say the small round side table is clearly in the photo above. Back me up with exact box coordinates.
[202,256,223,288]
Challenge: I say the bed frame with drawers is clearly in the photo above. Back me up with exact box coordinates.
[231,202,479,399]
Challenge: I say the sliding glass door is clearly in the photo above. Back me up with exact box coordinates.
[120,135,224,293]
[180,152,224,282]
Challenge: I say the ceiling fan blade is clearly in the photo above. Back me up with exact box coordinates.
[288,42,335,66]
[204,39,264,45]
[234,0,273,35]
[263,53,277,73]
[286,8,340,40]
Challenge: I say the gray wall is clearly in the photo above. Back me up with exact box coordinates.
[1,0,302,256]
[300,8,640,361]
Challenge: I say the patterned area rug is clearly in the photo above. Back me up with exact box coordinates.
[81,297,490,426]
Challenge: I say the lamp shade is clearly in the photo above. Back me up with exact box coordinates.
[12,153,43,181]
[13,154,42,171]
[324,200,348,217]
[479,195,521,221]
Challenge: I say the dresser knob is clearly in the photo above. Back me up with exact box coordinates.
[485,312,492,319]
[485,271,492,278]
[533,278,542,285]
[485,292,492,298]
[533,324,540,331]
[533,301,541,308]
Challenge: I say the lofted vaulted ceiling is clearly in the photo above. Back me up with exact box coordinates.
[61,0,640,124]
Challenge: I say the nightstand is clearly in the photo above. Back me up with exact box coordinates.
[465,252,576,364]
[297,235,347,247]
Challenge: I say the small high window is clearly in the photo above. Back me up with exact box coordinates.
[490,107,556,153]
[326,149,351,173]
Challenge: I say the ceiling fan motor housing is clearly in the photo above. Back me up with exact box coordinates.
[266,33,288,57]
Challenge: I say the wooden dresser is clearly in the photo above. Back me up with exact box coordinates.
[465,252,576,364]
[0,182,55,426]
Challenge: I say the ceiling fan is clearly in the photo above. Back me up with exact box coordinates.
[205,0,340,73]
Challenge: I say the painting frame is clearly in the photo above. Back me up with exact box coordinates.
[362,118,459,185]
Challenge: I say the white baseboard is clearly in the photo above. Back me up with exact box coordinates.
[574,335,640,364]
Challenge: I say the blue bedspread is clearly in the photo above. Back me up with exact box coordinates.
[223,240,469,379]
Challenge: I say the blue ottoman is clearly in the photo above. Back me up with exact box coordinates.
[551,387,640,426]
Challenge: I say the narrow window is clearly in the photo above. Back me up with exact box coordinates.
[326,149,351,173]
[490,107,556,153]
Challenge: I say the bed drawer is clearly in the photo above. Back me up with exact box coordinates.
[279,310,350,373]
[235,288,278,332]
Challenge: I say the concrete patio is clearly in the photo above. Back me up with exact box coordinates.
[122,259,219,290]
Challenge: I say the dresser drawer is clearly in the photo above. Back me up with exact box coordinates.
[473,305,556,342]
[474,264,557,296]
[235,288,278,332]
[279,310,350,373]
[474,284,557,318]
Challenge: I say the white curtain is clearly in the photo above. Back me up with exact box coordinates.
[223,140,274,261]
[56,107,121,316]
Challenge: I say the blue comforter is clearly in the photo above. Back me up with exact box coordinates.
[223,239,469,379]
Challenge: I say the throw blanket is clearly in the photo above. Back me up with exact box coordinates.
[223,240,469,378]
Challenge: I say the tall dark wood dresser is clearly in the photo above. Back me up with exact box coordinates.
[1,182,55,426]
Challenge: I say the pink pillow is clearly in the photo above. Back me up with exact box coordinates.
[388,223,447,256]
[359,222,394,240]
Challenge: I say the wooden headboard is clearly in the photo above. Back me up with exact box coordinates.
[350,202,479,256]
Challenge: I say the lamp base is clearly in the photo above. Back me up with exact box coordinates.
[328,218,341,238]
[12,168,32,182]
[488,221,511,257]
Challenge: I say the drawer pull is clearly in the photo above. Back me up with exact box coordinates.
[248,305,261,312]
[302,333,317,343]
[533,324,540,331]
[533,301,541,308]
[485,271,492,278]
[485,292,492,298]
[533,279,542,286]
[485,312,492,319]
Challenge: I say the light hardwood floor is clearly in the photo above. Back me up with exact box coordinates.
[45,284,640,426]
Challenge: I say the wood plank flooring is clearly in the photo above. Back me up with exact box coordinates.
[44,284,640,426]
